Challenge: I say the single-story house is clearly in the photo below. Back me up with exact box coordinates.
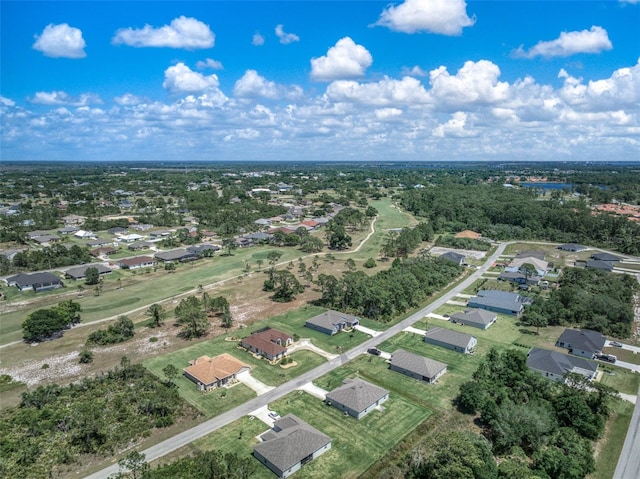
[305,310,360,336]
[439,251,466,265]
[61,214,86,225]
[527,348,598,382]
[467,290,529,317]
[254,218,272,227]
[505,256,549,277]
[498,271,541,286]
[241,328,293,361]
[74,230,96,239]
[514,250,546,260]
[154,249,197,262]
[90,246,117,257]
[65,263,112,280]
[107,227,128,235]
[558,243,588,252]
[86,238,115,248]
[149,230,172,238]
[243,232,273,242]
[423,326,477,354]
[116,255,156,270]
[28,230,50,240]
[389,349,447,384]
[117,233,145,243]
[253,414,331,479]
[455,230,481,240]
[128,240,153,251]
[183,353,250,391]
[591,252,622,262]
[32,234,62,245]
[58,226,79,235]
[449,309,497,330]
[556,329,606,359]
[5,272,64,292]
[585,259,615,272]
[187,244,221,256]
[235,237,253,248]
[325,378,389,419]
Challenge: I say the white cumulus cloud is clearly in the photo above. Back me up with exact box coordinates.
[375,0,475,35]
[252,32,265,46]
[234,70,279,99]
[310,37,373,82]
[112,16,214,49]
[325,76,429,106]
[196,58,224,70]
[432,112,478,137]
[33,23,86,58]
[428,60,510,107]
[163,63,222,94]
[275,24,299,44]
[514,26,612,58]
[29,91,101,106]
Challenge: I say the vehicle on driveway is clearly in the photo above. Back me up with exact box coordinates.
[367,348,381,356]
[610,341,623,347]
[268,411,280,420]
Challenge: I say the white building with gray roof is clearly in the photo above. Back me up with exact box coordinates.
[423,326,477,354]
[305,310,360,336]
[389,349,447,383]
[325,378,389,419]
[450,309,497,330]
[253,414,331,478]
[527,348,598,382]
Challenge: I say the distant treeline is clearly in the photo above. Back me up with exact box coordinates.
[400,184,640,254]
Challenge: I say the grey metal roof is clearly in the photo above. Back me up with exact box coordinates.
[424,326,476,349]
[390,349,447,379]
[450,309,497,326]
[325,378,389,414]
[556,329,606,353]
[254,414,331,473]
[527,348,598,377]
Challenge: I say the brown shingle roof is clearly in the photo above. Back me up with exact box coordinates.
[183,353,249,385]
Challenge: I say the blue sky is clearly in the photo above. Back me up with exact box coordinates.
[1,0,639,162]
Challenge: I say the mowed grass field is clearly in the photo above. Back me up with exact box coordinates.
[0,246,307,345]
[188,387,432,479]
[143,306,378,416]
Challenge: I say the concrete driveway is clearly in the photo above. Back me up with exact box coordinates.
[288,338,338,360]
[236,371,274,395]
[297,382,328,400]
[354,324,383,337]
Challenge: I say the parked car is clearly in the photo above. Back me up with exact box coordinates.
[610,341,623,347]
[367,348,381,356]
[268,411,280,420]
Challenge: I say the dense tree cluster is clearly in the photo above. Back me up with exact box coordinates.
[450,348,617,479]
[111,450,257,479]
[381,223,434,258]
[174,296,210,339]
[400,184,640,254]
[434,234,491,251]
[263,269,305,302]
[524,267,637,338]
[1,243,92,275]
[316,254,462,320]
[86,316,135,345]
[22,300,81,342]
[0,360,184,479]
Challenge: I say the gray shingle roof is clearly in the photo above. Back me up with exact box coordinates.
[254,414,330,473]
[591,252,621,262]
[306,310,359,330]
[450,309,497,326]
[6,272,62,288]
[325,378,389,414]
[469,290,526,313]
[556,329,606,353]
[527,348,598,378]
[390,349,447,379]
[65,263,112,279]
[423,326,476,349]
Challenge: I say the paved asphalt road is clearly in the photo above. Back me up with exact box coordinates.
[614,380,640,479]
[85,243,508,478]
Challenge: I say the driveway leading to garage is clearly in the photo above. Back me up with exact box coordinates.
[297,381,328,400]
[288,338,338,360]
[354,324,383,337]
[236,371,274,396]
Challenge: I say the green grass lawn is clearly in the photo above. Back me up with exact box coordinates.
[598,367,640,395]
[591,399,635,479]
[0,246,307,345]
[602,347,640,365]
[192,386,433,479]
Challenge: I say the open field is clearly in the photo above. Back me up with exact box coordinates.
[591,399,636,479]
